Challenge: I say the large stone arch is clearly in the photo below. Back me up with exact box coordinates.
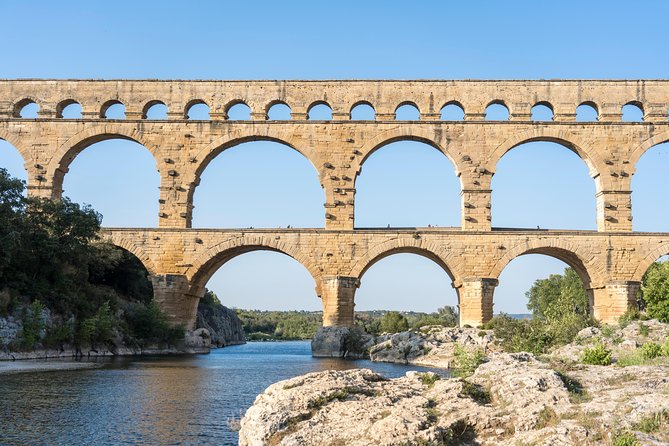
[631,242,669,283]
[46,124,160,197]
[487,128,604,179]
[101,231,159,276]
[356,126,462,178]
[628,130,669,174]
[488,238,602,289]
[186,234,322,298]
[0,130,33,178]
[349,237,459,282]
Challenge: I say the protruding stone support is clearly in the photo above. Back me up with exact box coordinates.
[596,190,632,231]
[461,189,492,231]
[150,274,202,330]
[593,281,640,324]
[320,276,358,327]
[456,278,498,327]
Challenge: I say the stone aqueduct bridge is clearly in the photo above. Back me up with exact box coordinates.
[3,79,669,329]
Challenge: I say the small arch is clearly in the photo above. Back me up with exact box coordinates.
[350,101,376,121]
[226,101,251,121]
[186,100,210,120]
[622,101,644,122]
[267,101,291,120]
[531,102,554,122]
[485,101,510,121]
[633,244,669,283]
[440,101,465,121]
[101,100,126,119]
[307,101,333,120]
[395,102,420,121]
[576,102,599,122]
[103,231,159,276]
[142,100,168,120]
[56,100,83,119]
[13,99,39,118]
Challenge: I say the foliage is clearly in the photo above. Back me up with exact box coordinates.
[417,372,441,388]
[640,260,669,323]
[619,308,645,328]
[527,267,589,322]
[581,342,612,365]
[640,342,662,359]
[379,311,409,333]
[610,431,640,446]
[483,315,553,355]
[633,410,669,434]
[0,169,180,350]
[410,306,458,329]
[459,380,491,405]
[451,345,485,377]
[235,309,322,340]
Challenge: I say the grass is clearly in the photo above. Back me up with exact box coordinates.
[611,430,640,446]
[534,407,559,429]
[554,370,591,403]
[633,410,669,434]
[581,342,612,365]
[451,345,486,378]
[418,372,441,388]
[460,380,491,405]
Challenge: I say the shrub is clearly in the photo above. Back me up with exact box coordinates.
[618,308,643,328]
[581,342,612,366]
[452,345,485,377]
[124,301,184,346]
[417,372,440,388]
[640,342,662,360]
[19,300,46,349]
[78,301,116,347]
[662,340,669,357]
[379,311,409,333]
[611,431,640,446]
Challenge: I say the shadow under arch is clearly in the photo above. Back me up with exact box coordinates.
[186,236,322,298]
[102,231,159,277]
[488,129,603,178]
[47,125,159,197]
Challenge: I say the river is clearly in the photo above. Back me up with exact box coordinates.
[0,341,442,445]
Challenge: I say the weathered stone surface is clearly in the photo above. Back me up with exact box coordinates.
[4,79,669,331]
[239,352,669,445]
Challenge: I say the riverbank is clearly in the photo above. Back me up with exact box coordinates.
[240,321,669,445]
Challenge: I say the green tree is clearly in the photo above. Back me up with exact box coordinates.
[526,267,589,322]
[641,260,669,323]
[379,311,409,333]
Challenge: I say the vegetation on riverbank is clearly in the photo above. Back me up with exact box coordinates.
[0,169,183,353]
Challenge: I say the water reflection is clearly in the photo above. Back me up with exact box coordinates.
[0,341,441,445]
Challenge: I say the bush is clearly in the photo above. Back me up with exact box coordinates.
[18,300,45,349]
[640,260,669,323]
[124,302,184,346]
[581,342,612,365]
[452,345,485,378]
[611,431,640,446]
[379,311,409,334]
[483,315,552,355]
[640,342,662,360]
[78,301,117,347]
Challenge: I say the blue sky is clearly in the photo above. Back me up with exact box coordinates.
[1,0,669,313]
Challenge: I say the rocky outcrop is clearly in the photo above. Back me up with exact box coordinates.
[311,326,374,358]
[239,352,669,446]
[196,301,245,347]
[369,325,498,367]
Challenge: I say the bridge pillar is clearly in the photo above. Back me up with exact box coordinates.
[596,189,632,231]
[150,274,202,329]
[461,189,492,230]
[456,278,498,327]
[320,276,358,327]
[593,281,640,324]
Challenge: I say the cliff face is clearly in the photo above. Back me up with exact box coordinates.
[196,301,245,348]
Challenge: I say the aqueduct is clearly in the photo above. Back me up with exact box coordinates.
[2,79,669,329]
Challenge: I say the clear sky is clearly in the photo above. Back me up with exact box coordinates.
[1,0,669,314]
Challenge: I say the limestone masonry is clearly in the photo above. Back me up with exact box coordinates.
[2,79,669,328]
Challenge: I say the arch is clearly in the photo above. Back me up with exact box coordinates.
[576,101,599,122]
[102,231,158,276]
[485,100,510,121]
[489,239,601,289]
[356,127,461,175]
[349,238,458,282]
[225,100,251,120]
[630,140,669,231]
[632,243,669,283]
[56,99,82,118]
[440,101,465,121]
[100,100,126,119]
[186,128,319,191]
[185,99,210,120]
[629,131,669,172]
[394,102,420,121]
[350,101,376,120]
[531,102,554,122]
[12,97,41,118]
[622,101,644,122]
[489,128,602,177]
[47,125,158,196]
[0,138,29,184]
[0,131,33,173]
[142,100,168,119]
[186,235,321,296]
[266,101,291,120]
[307,101,333,120]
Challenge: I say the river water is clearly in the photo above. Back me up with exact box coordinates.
[0,341,441,445]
